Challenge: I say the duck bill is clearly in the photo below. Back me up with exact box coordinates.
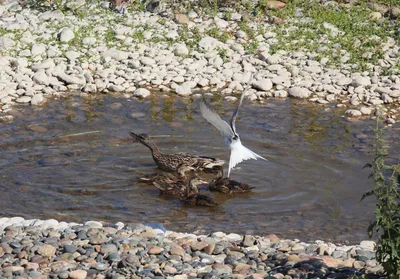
[129,131,140,142]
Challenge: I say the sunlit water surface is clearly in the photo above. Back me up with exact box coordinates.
[0,93,399,243]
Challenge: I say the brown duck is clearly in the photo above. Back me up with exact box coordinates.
[139,167,199,196]
[208,166,255,193]
[130,132,224,173]
[180,172,218,207]
[139,170,218,207]
[181,192,218,207]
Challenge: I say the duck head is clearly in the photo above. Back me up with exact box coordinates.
[210,165,224,178]
[129,132,156,150]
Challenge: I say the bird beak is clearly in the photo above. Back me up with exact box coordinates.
[129,132,139,142]
[199,179,208,184]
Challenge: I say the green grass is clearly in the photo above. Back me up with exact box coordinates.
[4,0,400,75]
[268,0,399,71]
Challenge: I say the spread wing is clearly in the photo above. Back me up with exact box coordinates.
[228,142,268,177]
[199,99,234,138]
[229,92,245,134]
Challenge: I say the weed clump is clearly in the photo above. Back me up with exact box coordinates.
[362,118,400,277]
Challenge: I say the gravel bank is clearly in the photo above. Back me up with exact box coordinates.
[0,217,384,279]
[0,0,399,125]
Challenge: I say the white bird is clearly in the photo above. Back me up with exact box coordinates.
[199,93,267,177]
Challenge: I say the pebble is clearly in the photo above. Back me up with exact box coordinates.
[288,87,311,98]
[252,79,273,91]
[0,0,397,124]
[69,270,87,279]
[345,109,363,117]
[133,88,151,98]
[0,216,383,278]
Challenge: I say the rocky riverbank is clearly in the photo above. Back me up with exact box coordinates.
[0,0,399,125]
[0,217,385,278]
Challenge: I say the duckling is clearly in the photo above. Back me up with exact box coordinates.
[139,172,187,196]
[181,192,218,207]
[179,173,218,207]
[130,132,225,173]
[208,165,255,194]
[139,169,218,207]
[139,167,200,196]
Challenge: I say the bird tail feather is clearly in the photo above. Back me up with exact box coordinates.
[228,142,267,177]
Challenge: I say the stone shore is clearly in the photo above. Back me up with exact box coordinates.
[0,217,384,279]
[0,0,399,125]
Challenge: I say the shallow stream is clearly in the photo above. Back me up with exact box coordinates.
[1,93,399,243]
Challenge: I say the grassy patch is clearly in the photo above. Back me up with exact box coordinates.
[268,0,399,70]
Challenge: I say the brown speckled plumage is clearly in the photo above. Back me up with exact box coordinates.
[139,170,217,206]
[130,132,224,172]
[139,172,188,196]
[208,166,255,193]
[181,192,218,207]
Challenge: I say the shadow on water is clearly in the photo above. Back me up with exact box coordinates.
[0,92,399,243]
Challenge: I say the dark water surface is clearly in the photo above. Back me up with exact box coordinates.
[1,93,399,243]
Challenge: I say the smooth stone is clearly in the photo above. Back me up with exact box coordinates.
[175,13,190,24]
[174,44,189,56]
[31,44,46,56]
[85,220,103,228]
[58,28,75,42]
[65,51,80,61]
[174,82,192,96]
[0,115,13,122]
[32,71,50,86]
[133,88,151,98]
[266,54,281,64]
[274,90,288,98]
[38,244,56,258]
[252,79,273,91]
[140,57,156,66]
[148,246,163,254]
[352,77,371,87]
[360,107,373,115]
[226,233,242,242]
[0,36,16,50]
[32,59,55,71]
[15,96,31,103]
[288,87,311,98]
[107,252,121,262]
[83,84,97,93]
[170,245,184,256]
[100,244,118,255]
[82,37,96,45]
[69,270,87,279]
[345,109,362,117]
[242,235,256,247]
[108,84,124,92]
[64,245,77,253]
[198,36,221,51]
[336,77,353,86]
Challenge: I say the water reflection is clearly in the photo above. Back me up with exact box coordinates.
[0,93,399,243]
[288,100,353,156]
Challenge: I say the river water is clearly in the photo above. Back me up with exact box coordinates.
[0,93,399,243]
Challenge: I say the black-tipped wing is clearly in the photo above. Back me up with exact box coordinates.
[229,92,245,134]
